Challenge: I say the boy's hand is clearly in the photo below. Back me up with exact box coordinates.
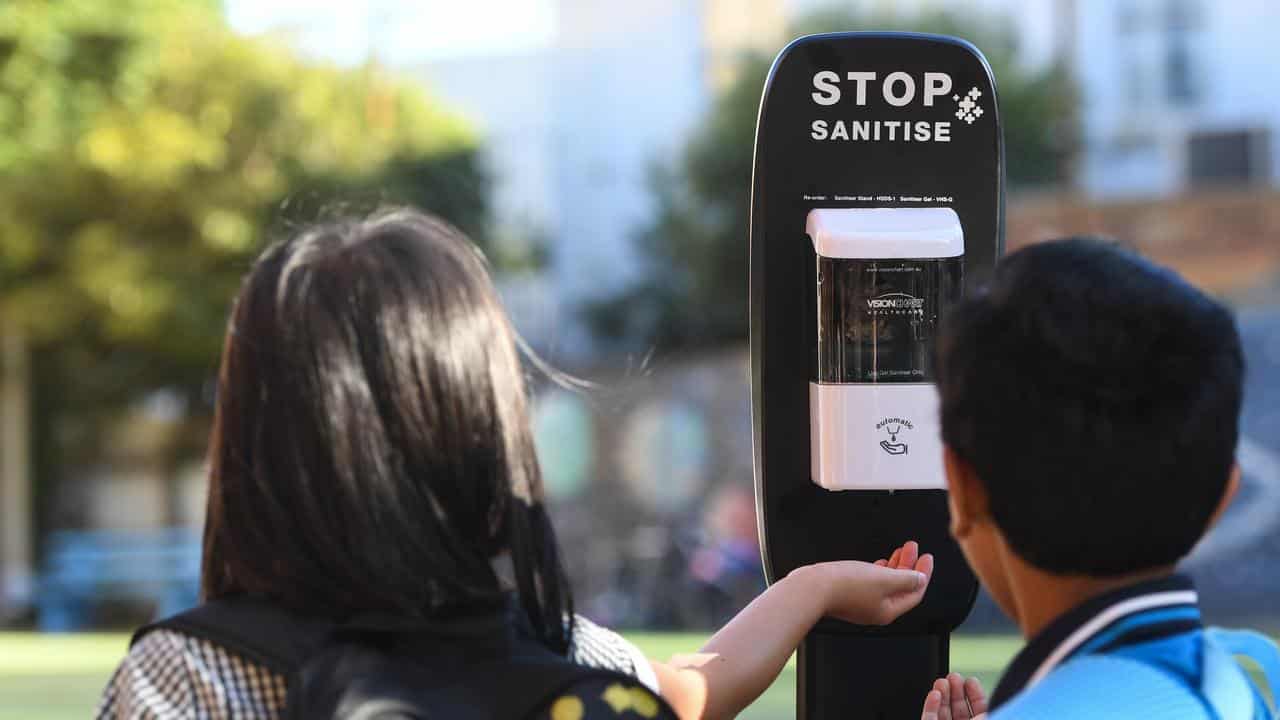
[921,673,988,720]
[804,540,934,626]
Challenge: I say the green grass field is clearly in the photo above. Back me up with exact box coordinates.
[0,632,1021,719]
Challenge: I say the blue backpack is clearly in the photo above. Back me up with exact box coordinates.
[994,629,1280,719]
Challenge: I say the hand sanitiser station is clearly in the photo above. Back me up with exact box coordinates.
[808,207,963,491]
[750,34,1003,718]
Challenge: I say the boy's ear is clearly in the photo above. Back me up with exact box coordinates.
[944,446,989,539]
[1206,462,1242,532]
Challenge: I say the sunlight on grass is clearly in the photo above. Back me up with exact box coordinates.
[0,633,131,676]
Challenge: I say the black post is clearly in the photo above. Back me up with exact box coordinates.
[750,31,1003,720]
[798,633,949,719]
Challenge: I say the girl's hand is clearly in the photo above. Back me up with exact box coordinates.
[794,540,934,626]
[657,541,933,720]
[921,673,988,720]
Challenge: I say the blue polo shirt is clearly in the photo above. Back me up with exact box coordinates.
[989,574,1269,718]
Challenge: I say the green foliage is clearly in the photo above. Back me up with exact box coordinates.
[586,8,1079,349]
[0,0,490,487]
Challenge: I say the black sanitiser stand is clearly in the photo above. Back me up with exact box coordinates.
[750,33,1003,719]
[800,634,948,719]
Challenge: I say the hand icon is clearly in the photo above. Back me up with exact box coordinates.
[880,440,908,455]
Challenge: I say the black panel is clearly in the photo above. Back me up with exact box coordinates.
[799,633,948,720]
[750,31,1003,718]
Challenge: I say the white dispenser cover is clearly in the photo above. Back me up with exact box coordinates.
[810,383,945,490]
[806,207,963,259]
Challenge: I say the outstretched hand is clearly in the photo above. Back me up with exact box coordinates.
[921,673,988,720]
[810,540,934,626]
[656,541,936,720]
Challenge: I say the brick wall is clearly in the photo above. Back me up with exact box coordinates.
[1007,189,1280,296]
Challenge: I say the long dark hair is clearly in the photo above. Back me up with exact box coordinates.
[201,208,574,653]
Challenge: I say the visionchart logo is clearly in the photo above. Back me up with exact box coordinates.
[866,292,925,315]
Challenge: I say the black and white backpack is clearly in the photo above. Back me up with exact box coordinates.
[134,597,677,720]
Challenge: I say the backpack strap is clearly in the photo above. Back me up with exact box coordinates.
[1207,627,1280,715]
[1198,631,1261,719]
[132,597,332,676]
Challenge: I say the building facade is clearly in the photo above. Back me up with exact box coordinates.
[1072,0,1279,197]
[416,0,784,357]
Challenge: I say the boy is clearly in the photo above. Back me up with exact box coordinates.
[919,237,1277,719]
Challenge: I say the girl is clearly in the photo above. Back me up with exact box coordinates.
[97,208,934,719]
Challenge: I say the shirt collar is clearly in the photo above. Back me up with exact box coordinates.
[989,573,1200,709]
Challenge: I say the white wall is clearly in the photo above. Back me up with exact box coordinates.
[549,0,707,302]
[783,0,1060,70]
[417,0,714,357]
[420,54,558,247]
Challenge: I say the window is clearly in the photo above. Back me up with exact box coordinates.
[1187,130,1271,186]
[1165,36,1196,104]
[1163,0,1202,105]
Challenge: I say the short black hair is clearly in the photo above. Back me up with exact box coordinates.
[936,237,1244,576]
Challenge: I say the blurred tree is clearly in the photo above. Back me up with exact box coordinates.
[0,0,490,526]
[585,8,1078,349]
